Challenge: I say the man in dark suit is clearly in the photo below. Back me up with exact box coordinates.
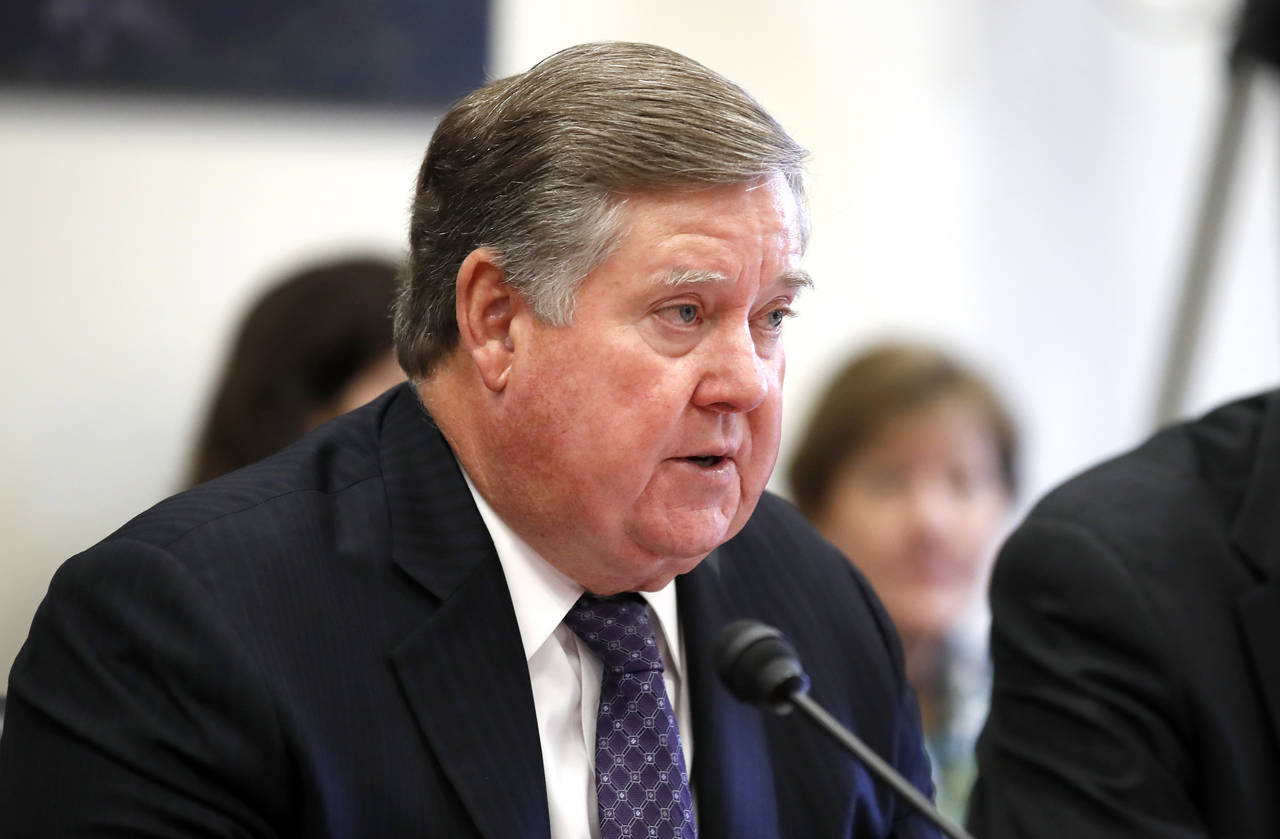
[968,389,1280,837]
[0,42,937,837]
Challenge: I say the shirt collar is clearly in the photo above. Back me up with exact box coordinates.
[458,466,683,678]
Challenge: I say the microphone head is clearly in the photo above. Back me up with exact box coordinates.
[713,619,810,711]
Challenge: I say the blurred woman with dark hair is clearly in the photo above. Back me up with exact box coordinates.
[789,341,1019,822]
[189,256,405,485]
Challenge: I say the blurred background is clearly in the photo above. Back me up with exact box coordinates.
[1,0,1276,684]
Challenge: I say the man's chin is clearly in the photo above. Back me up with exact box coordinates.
[632,528,730,573]
[623,552,711,593]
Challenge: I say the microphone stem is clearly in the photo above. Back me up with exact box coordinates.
[788,691,976,839]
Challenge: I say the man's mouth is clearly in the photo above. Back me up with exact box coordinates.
[684,455,727,467]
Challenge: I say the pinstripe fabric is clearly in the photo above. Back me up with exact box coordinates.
[969,390,1280,839]
[0,383,938,838]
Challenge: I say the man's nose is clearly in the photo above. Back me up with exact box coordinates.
[692,325,770,413]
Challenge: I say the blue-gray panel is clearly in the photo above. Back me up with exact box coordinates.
[0,0,489,107]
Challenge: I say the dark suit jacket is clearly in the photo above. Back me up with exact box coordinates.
[969,389,1280,838]
[0,384,936,838]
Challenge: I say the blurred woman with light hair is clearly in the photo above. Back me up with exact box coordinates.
[789,341,1019,821]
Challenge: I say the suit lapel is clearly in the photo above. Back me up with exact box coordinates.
[373,385,788,838]
[389,562,551,839]
[1236,581,1280,756]
[1230,391,1280,760]
[379,388,551,839]
[678,550,782,839]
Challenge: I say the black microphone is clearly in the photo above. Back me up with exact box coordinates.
[713,620,976,839]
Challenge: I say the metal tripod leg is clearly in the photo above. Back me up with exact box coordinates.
[1153,60,1256,428]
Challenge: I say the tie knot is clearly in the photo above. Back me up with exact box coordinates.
[564,593,664,675]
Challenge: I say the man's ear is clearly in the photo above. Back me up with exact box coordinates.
[455,247,519,392]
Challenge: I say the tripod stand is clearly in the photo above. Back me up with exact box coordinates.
[1153,0,1279,427]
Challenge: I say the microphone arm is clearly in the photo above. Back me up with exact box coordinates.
[714,620,976,839]
[789,691,971,839]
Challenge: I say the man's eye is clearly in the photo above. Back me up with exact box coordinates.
[764,307,793,329]
[671,304,699,324]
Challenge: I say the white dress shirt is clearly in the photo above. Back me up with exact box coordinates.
[460,471,694,839]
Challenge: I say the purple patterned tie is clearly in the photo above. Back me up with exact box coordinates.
[564,594,697,839]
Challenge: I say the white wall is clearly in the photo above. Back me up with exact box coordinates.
[0,97,440,678]
[3,0,1277,682]
[492,0,1278,494]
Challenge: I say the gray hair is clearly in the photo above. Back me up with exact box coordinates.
[393,41,809,379]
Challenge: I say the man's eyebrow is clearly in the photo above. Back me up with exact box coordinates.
[663,267,729,287]
[662,267,814,291]
[779,269,813,292]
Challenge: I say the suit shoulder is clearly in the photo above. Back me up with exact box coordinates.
[1030,391,1269,534]
[738,490,831,547]
[1008,391,1273,588]
[106,393,394,555]
[719,491,876,617]
[733,491,846,570]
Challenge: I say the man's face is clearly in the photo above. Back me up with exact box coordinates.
[489,176,806,594]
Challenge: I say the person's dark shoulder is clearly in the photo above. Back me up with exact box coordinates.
[716,492,921,788]
[718,490,896,652]
[96,387,404,571]
[1009,389,1273,585]
[726,489,856,588]
[1029,391,1269,534]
